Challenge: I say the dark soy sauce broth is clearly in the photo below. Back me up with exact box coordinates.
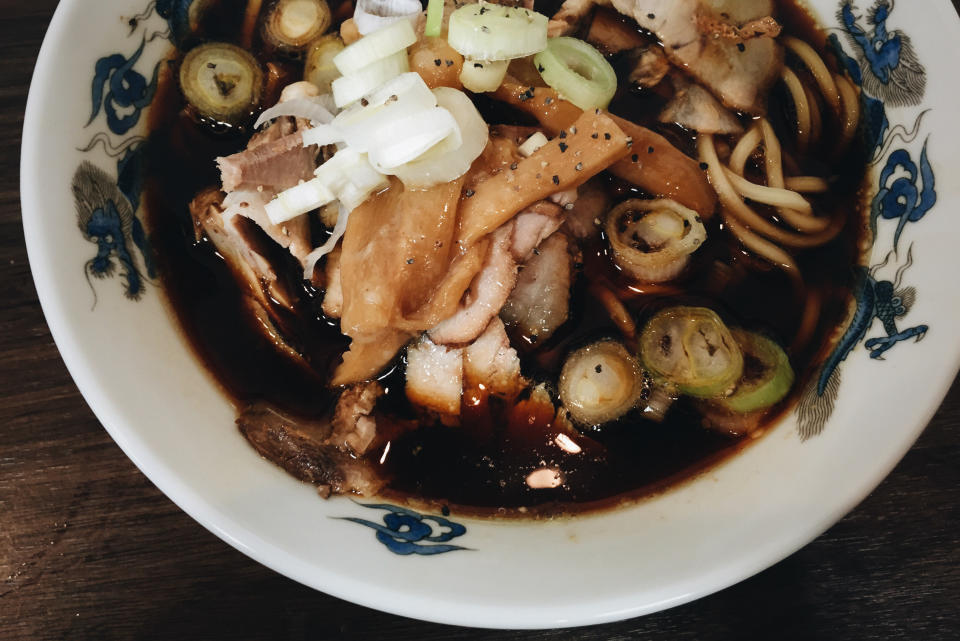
[144,0,868,517]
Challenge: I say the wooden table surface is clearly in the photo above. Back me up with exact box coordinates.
[3,1,959,639]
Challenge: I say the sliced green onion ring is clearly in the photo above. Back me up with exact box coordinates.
[304,35,345,93]
[333,18,416,75]
[721,330,795,413]
[639,306,744,398]
[559,340,645,426]
[447,3,548,61]
[425,0,444,38]
[179,42,264,124]
[459,59,508,93]
[534,37,617,111]
[605,199,707,283]
[263,0,332,53]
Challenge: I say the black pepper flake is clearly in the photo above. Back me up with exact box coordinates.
[575,162,583,171]
[441,505,451,516]
[591,132,599,139]
[479,6,487,14]
[648,146,655,154]
[604,132,611,140]
[473,62,483,68]
[538,64,545,72]
[737,43,746,52]
[699,162,709,170]
[206,62,216,69]
[647,12,655,19]
[445,59,454,67]
[510,162,518,170]
[465,189,475,198]
[360,98,369,106]
[595,364,603,373]
[631,154,639,162]
[533,248,540,255]
[626,138,633,147]
[434,58,442,66]
[570,126,577,134]
[552,175,560,185]
[544,97,553,104]
[559,130,567,139]
[559,142,568,152]
[481,25,490,33]
[387,94,399,103]
[519,88,535,102]
[406,258,415,264]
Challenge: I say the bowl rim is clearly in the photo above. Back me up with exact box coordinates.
[20,0,960,628]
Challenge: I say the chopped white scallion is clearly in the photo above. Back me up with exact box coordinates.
[254,96,336,129]
[458,59,508,93]
[518,132,549,157]
[353,0,421,36]
[369,106,460,171]
[265,179,336,224]
[332,50,410,107]
[333,18,417,75]
[301,123,345,147]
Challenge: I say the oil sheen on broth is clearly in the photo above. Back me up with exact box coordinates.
[143,0,868,516]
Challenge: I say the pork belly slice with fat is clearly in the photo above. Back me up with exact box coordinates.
[405,336,464,416]
[463,318,526,397]
[501,232,575,345]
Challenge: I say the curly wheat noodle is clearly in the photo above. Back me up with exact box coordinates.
[835,74,861,152]
[803,82,823,144]
[242,0,264,49]
[783,36,842,116]
[729,122,763,176]
[792,286,822,354]
[785,176,829,193]
[781,68,811,152]
[700,135,839,248]
[589,283,637,341]
[758,118,831,233]
[721,167,813,213]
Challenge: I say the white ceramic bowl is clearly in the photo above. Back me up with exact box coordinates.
[21,0,960,629]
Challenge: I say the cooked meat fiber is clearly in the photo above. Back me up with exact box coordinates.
[463,318,526,397]
[217,129,319,192]
[222,189,312,265]
[189,188,295,313]
[405,336,464,416]
[329,381,383,456]
[429,222,518,345]
[238,402,386,496]
[659,76,744,135]
[511,202,564,262]
[605,0,784,113]
[501,232,574,344]
[321,245,343,319]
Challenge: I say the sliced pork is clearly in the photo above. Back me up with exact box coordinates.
[217,129,319,192]
[237,402,385,495]
[405,336,464,416]
[501,232,574,345]
[329,381,384,456]
[609,0,783,114]
[429,223,518,345]
[463,318,526,397]
[222,189,312,265]
[659,75,744,135]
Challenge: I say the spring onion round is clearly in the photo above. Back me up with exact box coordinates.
[559,340,645,426]
[263,0,332,53]
[604,199,707,283]
[304,35,345,93]
[424,0,444,37]
[354,0,422,36]
[390,87,489,188]
[721,330,795,413]
[447,3,548,61]
[331,50,410,107]
[534,37,617,111]
[179,42,264,124]
[459,59,508,93]
[333,18,416,75]
[638,307,744,398]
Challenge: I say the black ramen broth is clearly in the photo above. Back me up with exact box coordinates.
[144,0,869,517]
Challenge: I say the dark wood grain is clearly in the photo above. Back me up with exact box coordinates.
[2,1,958,639]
